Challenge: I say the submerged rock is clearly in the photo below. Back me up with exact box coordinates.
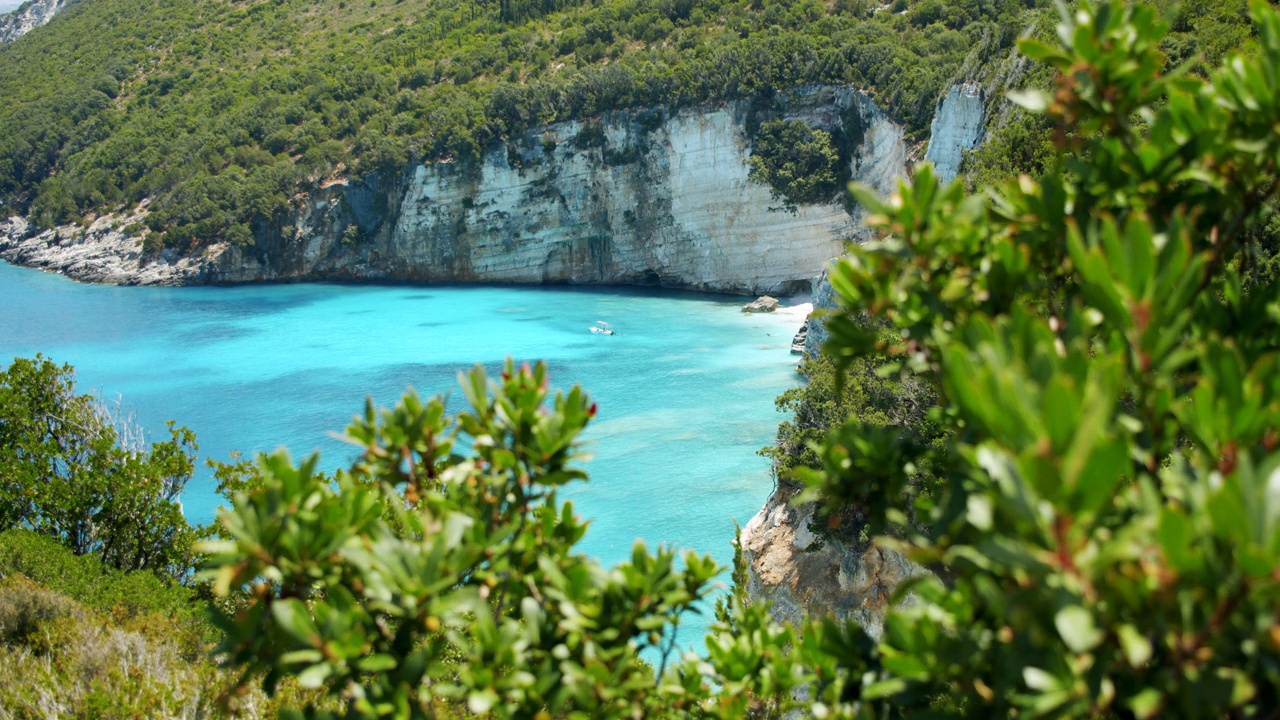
[743,295,780,313]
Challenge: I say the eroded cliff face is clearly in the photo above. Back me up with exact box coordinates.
[740,484,927,636]
[923,83,986,184]
[209,88,902,294]
[1,87,909,294]
[0,0,72,43]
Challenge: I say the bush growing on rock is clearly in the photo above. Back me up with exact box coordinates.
[748,118,843,205]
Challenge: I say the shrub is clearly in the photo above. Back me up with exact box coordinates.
[0,575,78,649]
[205,3,1280,718]
[0,529,200,624]
[0,357,199,580]
[747,118,842,205]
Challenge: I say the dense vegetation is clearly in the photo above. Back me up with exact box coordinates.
[0,0,1053,250]
[746,119,843,206]
[0,529,338,718]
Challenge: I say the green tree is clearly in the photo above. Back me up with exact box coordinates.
[0,356,199,581]
[748,118,843,205]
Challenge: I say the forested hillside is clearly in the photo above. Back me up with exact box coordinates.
[2,0,1051,253]
[1,0,1262,257]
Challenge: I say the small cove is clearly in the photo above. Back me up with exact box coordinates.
[0,260,804,648]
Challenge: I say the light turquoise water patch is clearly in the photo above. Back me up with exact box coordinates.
[0,260,802,649]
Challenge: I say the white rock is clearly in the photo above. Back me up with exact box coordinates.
[924,83,986,184]
[0,0,72,43]
[2,87,914,295]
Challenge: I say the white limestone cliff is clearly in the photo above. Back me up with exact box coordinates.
[0,0,73,43]
[923,83,986,184]
[2,87,911,295]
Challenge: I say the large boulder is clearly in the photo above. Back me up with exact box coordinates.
[742,295,779,313]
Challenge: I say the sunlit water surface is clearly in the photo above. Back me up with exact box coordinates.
[0,260,803,649]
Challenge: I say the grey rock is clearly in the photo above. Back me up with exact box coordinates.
[740,483,929,637]
[0,214,207,286]
[742,295,779,313]
[924,83,986,184]
[1,87,912,295]
[803,264,838,358]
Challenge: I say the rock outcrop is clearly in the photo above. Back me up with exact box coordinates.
[0,0,73,43]
[1,87,911,295]
[0,215,207,285]
[803,264,839,357]
[740,483,928,636]
[743,296,779,313]
[923,83,986,184]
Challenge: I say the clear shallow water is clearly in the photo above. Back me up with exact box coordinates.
[0,260,802,649]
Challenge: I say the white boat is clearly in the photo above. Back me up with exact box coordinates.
[589,320,615,335]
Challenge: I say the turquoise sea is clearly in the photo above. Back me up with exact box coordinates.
[0,260,804,648]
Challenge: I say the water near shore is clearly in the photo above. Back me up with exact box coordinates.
[0,260,804,646]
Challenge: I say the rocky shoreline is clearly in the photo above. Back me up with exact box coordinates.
[0,215,210,286]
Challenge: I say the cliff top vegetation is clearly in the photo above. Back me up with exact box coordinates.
[1,0,1261,255]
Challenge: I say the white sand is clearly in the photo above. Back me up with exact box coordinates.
[774,291,814,320]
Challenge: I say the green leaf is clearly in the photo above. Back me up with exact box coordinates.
[1128,688,1163,719]
[272,598,320,645]
[1022,667,1061,692]
[1054,604,1103,652]
[297,662,332,689]
[1117,624,1152,667]
[1008,89,1052,112]
[356,654,398,672]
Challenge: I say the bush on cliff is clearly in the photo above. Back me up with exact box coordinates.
[748,118,843,206]
[199,2,1280,717]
